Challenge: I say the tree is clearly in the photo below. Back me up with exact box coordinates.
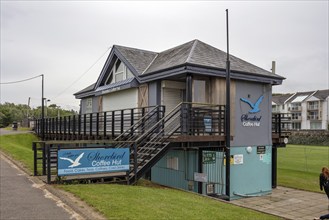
[0,102,78,128]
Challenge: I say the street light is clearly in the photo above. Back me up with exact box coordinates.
[44,98,51,117]
[225,9,231,199]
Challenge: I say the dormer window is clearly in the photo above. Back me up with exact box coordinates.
[115,60,124,82]
[104,58,134,85]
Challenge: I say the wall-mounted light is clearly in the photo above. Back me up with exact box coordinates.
[246,146,252,154]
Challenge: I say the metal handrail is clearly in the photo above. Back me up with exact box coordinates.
[114,105,165,141]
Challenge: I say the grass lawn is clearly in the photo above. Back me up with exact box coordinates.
[0,133,38,172]
[0,133,280,219]
[277,144,329,192]
[58,182,279,220]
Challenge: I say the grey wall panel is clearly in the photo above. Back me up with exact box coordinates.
[148,82,158,106]
[232,81,272,146]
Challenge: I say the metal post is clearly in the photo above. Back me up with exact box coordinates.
[41,74,44,140]
[96,113,99,137]
[103,112,107,138]
[120,110,124,134]
[42,142,46,175]
[89,113,93,136]
[225,9,231,200]
[78,115,81,138]
[111,112,115,138]
[46,144,51,184]
[198,148,203,194]
[73,115,76,138]
[272,145,277,188]
[134,143,137,183]
[33,142,37,176]
[186,75,192,135]
[130,109,134,136]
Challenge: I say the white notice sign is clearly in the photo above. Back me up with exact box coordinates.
[194,172,208,182]
[234,154,243,165]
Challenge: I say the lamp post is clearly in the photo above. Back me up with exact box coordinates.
[225,9,231,200]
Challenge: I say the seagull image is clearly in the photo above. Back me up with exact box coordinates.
[59,152,84,168]
[240,95,264,113]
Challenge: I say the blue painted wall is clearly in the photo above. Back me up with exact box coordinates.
[229,146,272,200]
[151,149,199,192]
[152,146,272,200]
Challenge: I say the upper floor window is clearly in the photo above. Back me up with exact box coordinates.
[308,101,319,110]
[104,58,134,85]
[308,111,319,120]
[290,103,301,111]
[292,112,301,120]
[272,105,279,112]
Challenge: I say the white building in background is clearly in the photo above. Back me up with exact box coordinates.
[272,89,329,130]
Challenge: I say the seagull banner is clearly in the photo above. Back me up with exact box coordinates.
[57,148,130,176]
[240,95,264,114]
[239,95,264,127]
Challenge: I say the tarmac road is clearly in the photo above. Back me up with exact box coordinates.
[0,128,81,219]
[0,155,81,220]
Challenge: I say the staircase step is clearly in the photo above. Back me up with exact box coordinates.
[144,141,169,145]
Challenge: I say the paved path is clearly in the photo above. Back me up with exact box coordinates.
[0,128,33,136]
[0,155,82,220]
[230,186,329,220]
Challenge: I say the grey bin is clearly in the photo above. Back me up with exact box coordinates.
[12,122,18,131]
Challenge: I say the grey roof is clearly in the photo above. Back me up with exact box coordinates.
[74,83,95,96]
[272,93,293,105]
[75,39,286,99]
[143,39,284,79]
[112,40,284,79]
[144,40,194,74]
[313,89,329,100]
[288,91,314,103]
[114,45,157,75]
[274,89,329,104]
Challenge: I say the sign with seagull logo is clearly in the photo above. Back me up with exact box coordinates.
[58,148,129,176]
[59,152,84,168]
[240,96,264,113]
[240,95,264,127]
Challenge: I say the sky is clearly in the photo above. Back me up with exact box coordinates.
[1,1,328,111]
